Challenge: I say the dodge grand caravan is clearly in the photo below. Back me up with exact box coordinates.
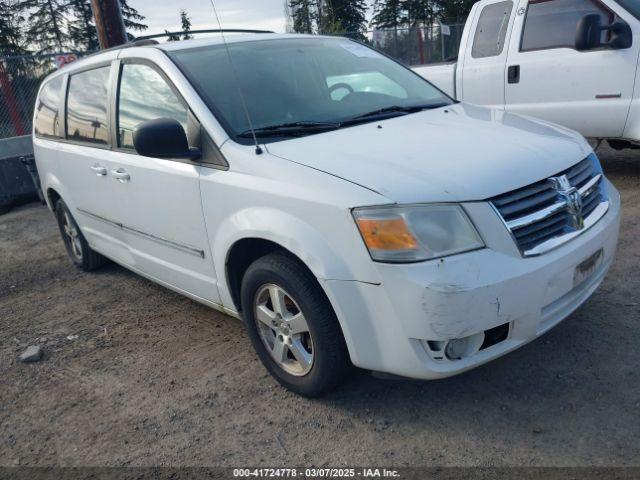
[33,34,621,397]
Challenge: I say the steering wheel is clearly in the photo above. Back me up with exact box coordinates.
[329,83,355,98]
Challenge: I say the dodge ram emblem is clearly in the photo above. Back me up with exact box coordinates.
[550,175,584,230]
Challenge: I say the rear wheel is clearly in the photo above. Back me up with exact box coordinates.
[55,199,107,271]
[241,253,351,397]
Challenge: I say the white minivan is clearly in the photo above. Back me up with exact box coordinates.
[33,34,621,396]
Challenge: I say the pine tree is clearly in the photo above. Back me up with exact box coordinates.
[371,0,473,28]
[119,0,147,34]
[68,0,98,51]
[436,0,475,23]
[371,0,405,29]
[166,9,192,42]
[322,0,367,38]
[179,9,192,40]
[314,0,332,33]
[20,0,71,53]
[0,0,27,55]
[66,0,147,50]
[404,0,435,26]
[289,0,314,34]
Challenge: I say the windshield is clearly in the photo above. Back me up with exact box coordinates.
[168,37,452,143]
[615,0,640,19]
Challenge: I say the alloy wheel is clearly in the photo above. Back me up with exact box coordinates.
[62,211,83,261]
[254,284,314,376]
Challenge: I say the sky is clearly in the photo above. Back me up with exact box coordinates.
[130,0,374,36]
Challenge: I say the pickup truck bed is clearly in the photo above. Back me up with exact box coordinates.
[413,62,456,98]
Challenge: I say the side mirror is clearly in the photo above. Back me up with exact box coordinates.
[576,14,633,51]
[133,118,201,160]
[608,21,633,50]
[576,14,602,51]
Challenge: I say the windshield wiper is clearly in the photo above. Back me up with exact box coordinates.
[237,121,341,139]
[236,104,450,140]
[343,103,450,124]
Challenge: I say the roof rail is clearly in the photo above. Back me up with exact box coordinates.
[75,29,274,62]
[79,38,159,59]
[127,39,161,47]
[133,29,274,42]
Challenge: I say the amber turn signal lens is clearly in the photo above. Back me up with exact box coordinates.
[355,217,418,251]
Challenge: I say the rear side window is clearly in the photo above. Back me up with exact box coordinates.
[66,66,111,145]
[117,63,188,150]
[521,0,613,52]
[34,76,63,138]
[471,1,514,58]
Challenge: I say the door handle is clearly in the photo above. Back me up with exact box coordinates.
[508,65,520,84]
[90,165,107,176]
[110,168,130,183]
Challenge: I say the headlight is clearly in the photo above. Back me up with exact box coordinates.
[352,204,484,263]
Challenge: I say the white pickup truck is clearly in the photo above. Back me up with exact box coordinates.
[413,0,640,149]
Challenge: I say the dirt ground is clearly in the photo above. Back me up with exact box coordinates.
[1,146,639,468]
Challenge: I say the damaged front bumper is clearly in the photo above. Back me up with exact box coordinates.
[321,182,621,380]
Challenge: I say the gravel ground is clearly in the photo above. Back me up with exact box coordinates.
[1,146,639,468]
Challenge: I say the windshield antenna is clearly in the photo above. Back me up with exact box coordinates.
[208,0,263,155]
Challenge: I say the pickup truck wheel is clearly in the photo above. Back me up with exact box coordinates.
[241,252,351,397]
[55,199,107,271]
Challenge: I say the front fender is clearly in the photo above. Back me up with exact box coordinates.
[213,206,382,309]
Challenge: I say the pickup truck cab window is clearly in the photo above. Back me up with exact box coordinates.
[472,1,514,58]
[66,66,111,145]
[34,76,63,138]
[521,0,614,52]
[169,38,452,144]
[117,63,189,150]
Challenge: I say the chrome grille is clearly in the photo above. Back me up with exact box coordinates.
[491,156,608,256]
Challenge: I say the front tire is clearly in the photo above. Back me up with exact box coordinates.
[55,199,107,271]
[241,253,351,397]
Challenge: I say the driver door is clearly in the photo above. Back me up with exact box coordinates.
[505,0,638,138]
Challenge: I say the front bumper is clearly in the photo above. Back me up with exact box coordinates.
[321,181,621,380]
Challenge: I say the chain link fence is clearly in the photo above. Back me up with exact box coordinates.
[366,23,465,66]
[0,52,92,141]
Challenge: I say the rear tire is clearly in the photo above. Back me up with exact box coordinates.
[241,252,351,397]
[55,199,107,271]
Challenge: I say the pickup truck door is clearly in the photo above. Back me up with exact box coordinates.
[504,0,638,138]
[459,0,517,108]
[106,59,221,304]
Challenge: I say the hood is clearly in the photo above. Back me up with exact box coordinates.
[265,103,592,203]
